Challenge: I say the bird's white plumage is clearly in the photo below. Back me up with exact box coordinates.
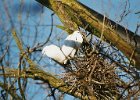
[42,31,83,64]
[42,44,67,64]
[61,31,83,58]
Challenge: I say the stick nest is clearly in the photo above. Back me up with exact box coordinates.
[62,40,121,99]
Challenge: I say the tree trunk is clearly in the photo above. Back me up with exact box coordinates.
[36,0,140,69]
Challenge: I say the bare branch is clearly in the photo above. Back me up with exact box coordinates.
[0,67,97,100]
[0,82,21,100]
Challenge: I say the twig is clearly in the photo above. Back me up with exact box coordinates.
[0,82,21,100]
[0,67,97,100]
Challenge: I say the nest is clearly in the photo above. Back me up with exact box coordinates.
[61,31,140,100]
[62,40,121,99]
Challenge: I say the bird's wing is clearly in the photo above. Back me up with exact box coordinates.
[42,45,67,64]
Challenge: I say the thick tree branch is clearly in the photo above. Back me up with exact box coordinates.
[35,0,140,69]
[0,67,96,100]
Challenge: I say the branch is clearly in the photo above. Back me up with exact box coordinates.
[12,30,37,67]
[35,0,140,69]
[0,67,97,100]
[0,82,22,100]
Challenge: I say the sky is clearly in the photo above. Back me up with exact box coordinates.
[0,0,140,100]
[80,0,140,34]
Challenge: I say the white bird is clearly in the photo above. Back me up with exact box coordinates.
[61,31,83,58]
[42,31,83,65]
[42,44,68,64]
